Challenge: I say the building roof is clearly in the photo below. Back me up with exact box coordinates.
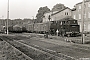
[75,0,90,6]
[51,7,71,16]
[71,8,76,11]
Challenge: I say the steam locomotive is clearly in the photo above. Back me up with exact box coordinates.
[50,17,80,36]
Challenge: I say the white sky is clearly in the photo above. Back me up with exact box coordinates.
[0,0,82,19]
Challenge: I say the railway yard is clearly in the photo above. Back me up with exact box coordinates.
[1,0,90,60]
[0,33,90,60]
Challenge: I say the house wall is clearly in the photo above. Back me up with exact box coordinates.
[72,1,90,32]
[51,9,72,21]
[43,9,72,23]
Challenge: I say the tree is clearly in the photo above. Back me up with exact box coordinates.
[36,6,50,23]
[52,3,66,12]
[86,0,90,1]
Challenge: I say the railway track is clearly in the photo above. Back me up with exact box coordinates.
[17,41,77,60]
[0,36,76,60]
[17,35,90,59]
[0,36,33,60]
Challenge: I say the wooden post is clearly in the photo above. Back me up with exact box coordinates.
[7,0,9,35]
[81,0,85,44]
[48,15,51,35]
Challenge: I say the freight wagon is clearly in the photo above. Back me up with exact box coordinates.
[26,23,34,33]
[33,22,51,33]
[13,25,22,33]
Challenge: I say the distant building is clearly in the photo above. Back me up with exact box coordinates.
[43,12,53,22]
[73,0,90,32]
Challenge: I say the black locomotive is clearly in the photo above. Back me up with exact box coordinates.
[50,17,80,36]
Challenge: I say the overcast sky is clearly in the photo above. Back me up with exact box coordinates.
[0,0,82,19]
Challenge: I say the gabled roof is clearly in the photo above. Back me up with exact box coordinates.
[51,7,71,16]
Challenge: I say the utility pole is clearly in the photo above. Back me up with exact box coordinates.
[55,17,59,36]
[7,0,9,35]
[48,15,51,35]
[32,16,35,33]
[81,0,85,44]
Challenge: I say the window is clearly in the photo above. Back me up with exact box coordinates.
[74,21,75,23]
[88,3,90,7]
[73,15,76,19]
[65,12,68,15]
[65,12,66,15]
[79,5,81,9]
[84,13,86,18]
[63,21,65,24]
[88,12,90,18]
[67,12,68,15]
[68,21,70,24]
[55,21,56,23]
[61,22,62,25]
[79,14,81,19]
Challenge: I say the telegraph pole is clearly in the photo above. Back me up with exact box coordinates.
[7,0,9,35]
[81,0,85,44]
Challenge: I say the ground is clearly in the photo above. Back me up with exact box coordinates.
[0,33,90,60]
